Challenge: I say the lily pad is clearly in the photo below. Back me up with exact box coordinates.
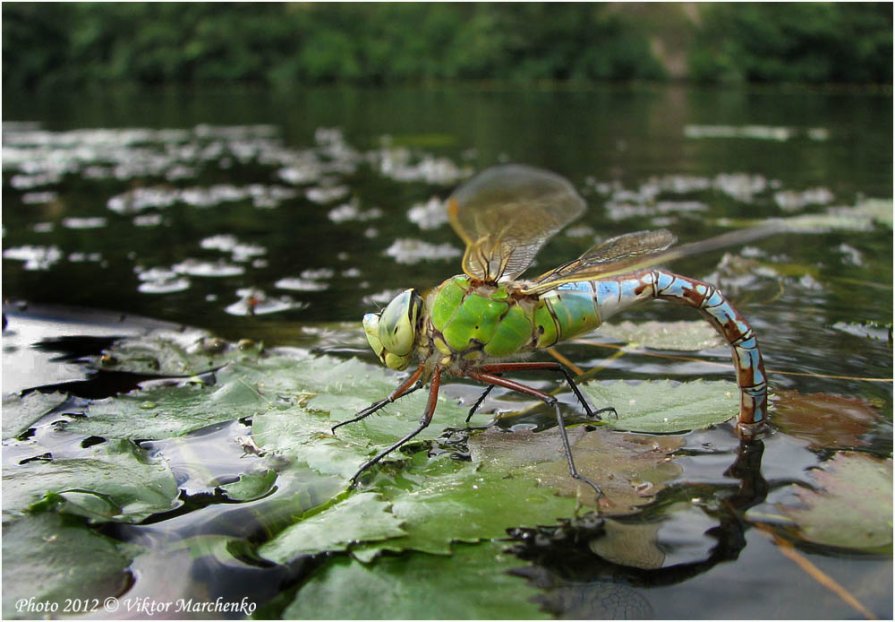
[3,438,180,522]
[283,542,547,620]
[832,321,891,342]
[259,492,406,563]
[469,426,684,515]
[781,198,893,233]
[772,390,879,450]
[94,333,263,376]
[350,456,582,559]
[67,363,278,439]
[2,513,137,619]
[2,391,67,439]
[779,452,892,552]
[594,320,723,351]
[579,379,740,433]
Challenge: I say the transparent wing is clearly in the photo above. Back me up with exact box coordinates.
[447,164,586,282]
[524,230,676,294]
[522,225,779,295]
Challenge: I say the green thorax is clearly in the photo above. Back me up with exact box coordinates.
[422,275,603,364]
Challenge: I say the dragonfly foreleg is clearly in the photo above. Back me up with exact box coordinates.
[464,369,604,500]
[348,366,442,488]
[478,361,617,422]
[332,364,425,435]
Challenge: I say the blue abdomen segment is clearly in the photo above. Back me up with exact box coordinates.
[591,269,768,436]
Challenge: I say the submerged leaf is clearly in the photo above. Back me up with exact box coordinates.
[779,452,892,552]
[2,513,137,619]
[579,379,739,433]
[219,469,278,502]
[284,542,547,620]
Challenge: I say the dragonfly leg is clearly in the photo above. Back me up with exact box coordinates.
[465,370,604,500]
[478,361,617,422]
[349,366,442,488]
[332,364,425,435]
[465,384,495,423]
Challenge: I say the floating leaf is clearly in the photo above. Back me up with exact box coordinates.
[3,439,180,522]
[67,364,276,439]
[259,493,406,563]
[2,391,67,439]
[832,321,891,342]
[779,452,892,552]
[283,542,547,620]
[470,426,683,515]
[351,457,581,559]
[593,320,723,351]
[2,513,137,619]
[219,469,278,502]
[772,390,879,450]
[94,334,262,376]
[579,379,739,433]
[780,198,893,233]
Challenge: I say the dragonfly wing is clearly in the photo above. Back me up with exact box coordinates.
[448,164,586,282]
[524,229,676,294]
[523,224,780,295]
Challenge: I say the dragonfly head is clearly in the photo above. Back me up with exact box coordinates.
[363,289,423,370]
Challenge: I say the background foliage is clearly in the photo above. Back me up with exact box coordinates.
[4,2,892,92]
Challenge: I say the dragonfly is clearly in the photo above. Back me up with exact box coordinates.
[333,164,769,497]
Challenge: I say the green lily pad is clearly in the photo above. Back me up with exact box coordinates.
[3,439,180,522]
[283,541,547,620]
[219,469,278,502]
[579,379,740,433]
[259,492,406,563]
[594,320,724,351]
[2,391,67,439]
[779,452,892,552]
[67,364,277,439]
[350,456,582,559]
[2,513,138,619]
[93,333,263,376]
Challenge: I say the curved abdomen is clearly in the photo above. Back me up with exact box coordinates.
[540,271,768,435]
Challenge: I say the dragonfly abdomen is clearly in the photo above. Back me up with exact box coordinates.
[593,269,768,434]
[535,281,604,347]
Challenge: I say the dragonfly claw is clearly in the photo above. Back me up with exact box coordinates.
[586,405,618,422]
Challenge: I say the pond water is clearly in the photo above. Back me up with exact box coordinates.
[2,85,892,619]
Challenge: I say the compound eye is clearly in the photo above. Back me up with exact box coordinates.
[363,313,386,364]
[378,289,421,357]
